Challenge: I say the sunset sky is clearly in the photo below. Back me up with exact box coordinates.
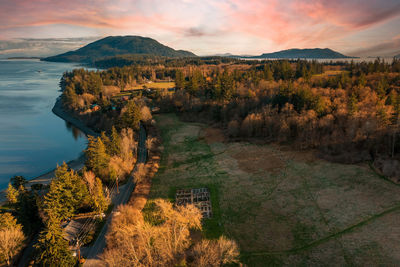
[1,0,400,57]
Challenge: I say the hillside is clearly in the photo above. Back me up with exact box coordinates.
[248,48,354,59]
[42,36,196,63]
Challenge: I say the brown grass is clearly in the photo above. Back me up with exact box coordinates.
[200,127,226,144]
[150,113,400,265]
[231,146,284,174]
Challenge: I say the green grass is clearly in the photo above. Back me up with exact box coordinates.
[150,113,400,266]
[150,114,224,238]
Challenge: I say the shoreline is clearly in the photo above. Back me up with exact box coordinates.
[28,98,100,186]
[52,97,99,137]
[0,98,98,202]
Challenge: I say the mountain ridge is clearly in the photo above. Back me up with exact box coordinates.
[42,36,196,62]
[228,48,355,59]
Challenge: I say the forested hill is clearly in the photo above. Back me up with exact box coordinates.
[247,48,354,59]
[42,36,196,63]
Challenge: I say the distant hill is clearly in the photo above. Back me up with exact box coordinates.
[241,48,354,59]
[395,54,400,58]
[42,36,196,63]
[7,56,42,60]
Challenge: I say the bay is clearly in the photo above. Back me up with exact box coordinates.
[0,59,87,189]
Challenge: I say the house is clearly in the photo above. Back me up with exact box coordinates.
[90,104,100,112]
[151,107,160,113]
[62,220,84,247]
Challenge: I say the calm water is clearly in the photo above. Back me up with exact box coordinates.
[0,59,87,189]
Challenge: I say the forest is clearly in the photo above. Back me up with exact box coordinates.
[62,57,400,177]
[3,56,397,266]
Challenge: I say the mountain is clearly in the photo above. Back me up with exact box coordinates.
[245,48,354,59]
[42,36,196,63]
[208,53,234,57]
[395,54,400,58]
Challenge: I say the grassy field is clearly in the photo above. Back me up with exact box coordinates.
[149,113,400,266]
[130,81,175,90]
[312,70,348,78]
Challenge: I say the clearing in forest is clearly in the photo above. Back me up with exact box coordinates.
[149,113,400,266]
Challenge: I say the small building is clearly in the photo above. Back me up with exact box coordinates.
[62,220,84,248]
[90,104,100,112]
[175,188,212,218]
[151,107,160,113]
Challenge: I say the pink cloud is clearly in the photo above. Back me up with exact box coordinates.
[1,0,400,54]
[220,0,400,49]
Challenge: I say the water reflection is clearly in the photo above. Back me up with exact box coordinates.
[0,60,88,189]
[65,121,85,140]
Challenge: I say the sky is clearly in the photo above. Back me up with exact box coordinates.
[0,0,400,57]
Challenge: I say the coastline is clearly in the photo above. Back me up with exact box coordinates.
[52,97,99,137]
[0,98,98,202]
[28,98,100,186]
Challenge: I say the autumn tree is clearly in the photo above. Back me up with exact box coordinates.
[190,236,240,267]
[0,213,25,266]
[103,199,202,266]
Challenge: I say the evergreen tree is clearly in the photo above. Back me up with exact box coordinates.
[348,92,359,116]
[42,163,90,221]
[86,137,110,177]
[16,189,41,235]
[119,100,141,130]
[175,70,185,90]
[10,176,27,190]
[264,64,274,81]
[109,126,121,156]
[100,131,111,151]
[92,178,107,214]
[34,214,75,267]
[0,213,20,230]
[357,72,366,87]
[6,184,18,205]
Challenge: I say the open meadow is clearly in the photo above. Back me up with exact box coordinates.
[149,113,400,266]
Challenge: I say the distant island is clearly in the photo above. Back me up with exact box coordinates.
[229,48,356,59]
[7,56,42,60]
[42,35,196,63]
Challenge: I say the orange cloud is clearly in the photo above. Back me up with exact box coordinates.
[1,0,400,55]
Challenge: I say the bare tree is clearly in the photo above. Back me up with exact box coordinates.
[0,227,25,266]
[102,199,202,266]
[191,236,240,267]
